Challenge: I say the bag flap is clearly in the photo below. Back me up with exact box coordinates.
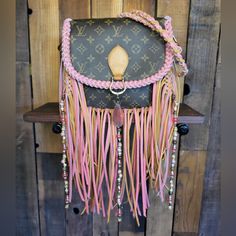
[62,17,168,87]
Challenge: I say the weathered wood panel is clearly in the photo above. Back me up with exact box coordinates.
[120,1,156,235]
[181,0,221,151]
[174,151,207,233]
[157,0,190,101]
[58,2,93,235]
[174,0,220,234]
[199,37,221,236]
[28,0,61,153]
[123,0,155,15]
[157,0,190,55]
[16,62,40,236]
[37,153,66,235]
[16,0,29,62]
[65,187,93,236]
[91,2,123,235]
[59,0,91,30]
[16,0,40,234]
[92,0,123,18]
[146,139,180,236]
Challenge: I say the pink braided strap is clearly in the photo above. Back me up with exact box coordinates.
[61,15,179,90]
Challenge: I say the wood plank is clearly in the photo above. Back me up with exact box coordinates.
[23,102,204,124]
[180,0,221,151]
[121,2,155,235]
[123,0,155,16]
[28,0,61,153]
[65,187,93,236]
[16,1,39,233]
[146,139,180,236]
[157,0,190,103]
[174,0,220,234]
[16,62,40,235]
[92,0,123,18]
[91,2,123,235]
[157,0,190,55]
[16,0,29,62]
[58,2,93,235]
[37,153,66,236]
[59,0,91,31]
[173,151,207,233]
[198,37,221,236]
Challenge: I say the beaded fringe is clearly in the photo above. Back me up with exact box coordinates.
[59,68,181,225]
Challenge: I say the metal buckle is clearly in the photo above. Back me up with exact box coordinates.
[109,77,127,96]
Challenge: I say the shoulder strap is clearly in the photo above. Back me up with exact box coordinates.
[120,10,188,75]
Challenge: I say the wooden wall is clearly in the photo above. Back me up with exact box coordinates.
[16,0,221,235]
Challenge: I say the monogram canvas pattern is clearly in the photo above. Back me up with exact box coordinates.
[70,18,166,108]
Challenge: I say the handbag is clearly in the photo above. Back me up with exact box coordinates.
[59,10,188,224]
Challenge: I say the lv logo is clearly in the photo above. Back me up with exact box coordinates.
[76,25,87,37]
[112,25,123,37]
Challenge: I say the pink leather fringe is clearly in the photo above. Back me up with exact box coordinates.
[61,71,178,222]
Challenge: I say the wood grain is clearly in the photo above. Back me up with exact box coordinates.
[173,151,207,233]
[28,0,61,153]
[16,0,39,234]
[92,0,123,18]
[157,0,190,102]
[123,0,155,15]
[146,139,179,236]
[65,185,93,236]
[59,0,91,32]
[157,0,190,55]
[37,153,66,236]
[16,62,40,235]
[181,0,221,151]
[199,36,221,236]
[91,1,123,235]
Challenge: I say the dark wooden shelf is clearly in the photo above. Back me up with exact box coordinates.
[23,102,204,124]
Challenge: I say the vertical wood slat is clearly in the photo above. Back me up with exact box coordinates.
[157,0,190,55]
[92,0,123,18]
[37,153,66,236]
[174,0,220,234]
[91,1,123,235]
[16,63,40,235]
[121,1,156,235]
[146,139,180,236]
[174,151,207,233]
[58,1,93,235]
[146,1,190,235]
[180,0,221,151]
[123,0,156,15]
[28,0,61,153]
[157,0,190,102]
[16,0,40,234]
[199,37,221,236]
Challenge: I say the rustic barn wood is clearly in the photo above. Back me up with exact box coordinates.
[174,151,207,233]
[16,63,40,236]
[37,153,66,235]
[146,139,180,236]
[65,186,93,236]
[91,2,122,235]
[123,0,155,15]
[199,37,221,236]
[181,0,221,151]
[28,0,61,153]
[174,0,220,234]
[58,2,93,235]
[16,0,40,235]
